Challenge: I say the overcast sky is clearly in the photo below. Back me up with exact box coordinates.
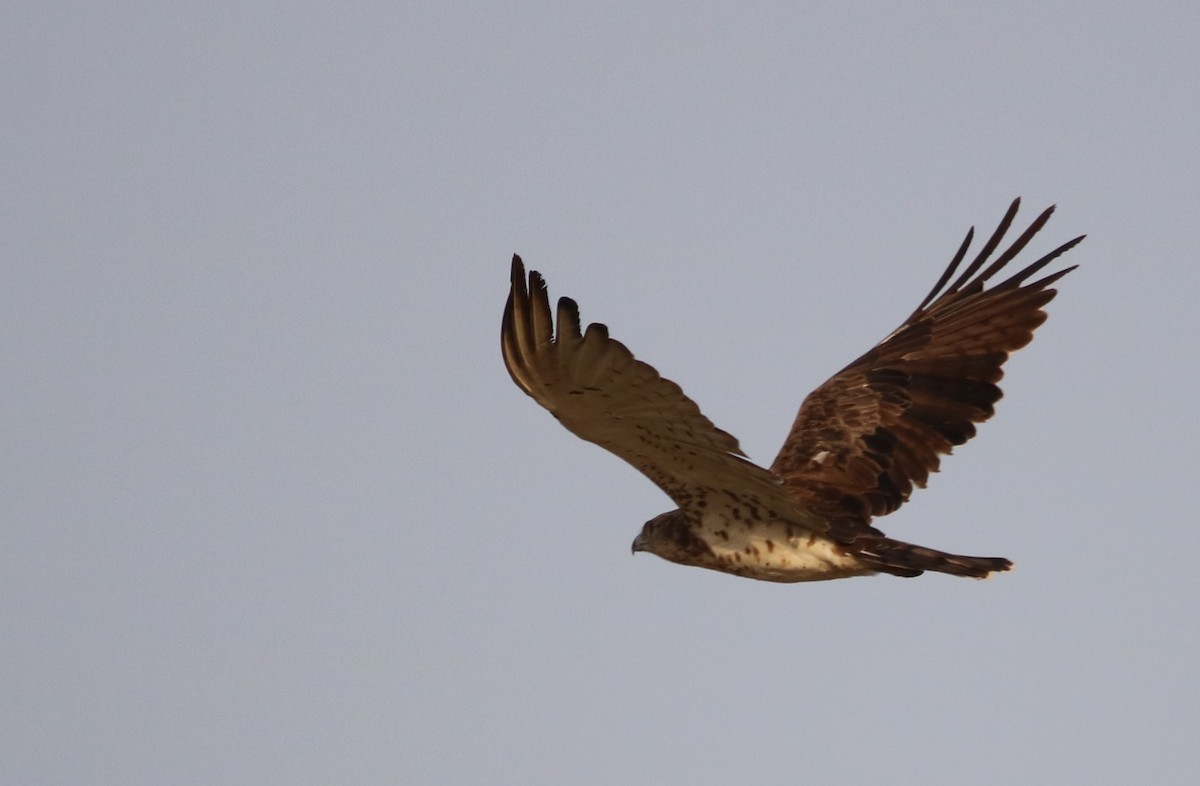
[4,2,1199,784]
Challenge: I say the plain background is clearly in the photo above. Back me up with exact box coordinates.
[4,2,1198,784]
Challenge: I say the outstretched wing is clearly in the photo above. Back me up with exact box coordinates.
[503,255,826,530]
[770,199,1083,521]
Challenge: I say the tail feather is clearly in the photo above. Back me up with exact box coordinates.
[858,537,1013,579]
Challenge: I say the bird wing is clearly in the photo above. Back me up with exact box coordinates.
[503,255,827,532]
[769,199,1083,521]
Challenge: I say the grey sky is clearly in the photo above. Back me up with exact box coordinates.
[4,2,1198,784]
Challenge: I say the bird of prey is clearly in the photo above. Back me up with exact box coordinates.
[502,199,1081,582]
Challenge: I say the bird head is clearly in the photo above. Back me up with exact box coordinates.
[631,509,697,562]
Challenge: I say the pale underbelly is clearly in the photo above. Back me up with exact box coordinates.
[705,522,876,582]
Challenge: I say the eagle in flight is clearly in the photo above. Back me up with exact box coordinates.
[502,199,1081,581]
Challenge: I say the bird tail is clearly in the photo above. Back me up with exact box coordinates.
[858,537,1013,579]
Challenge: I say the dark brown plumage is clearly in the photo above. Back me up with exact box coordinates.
[502,199,1082,582]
